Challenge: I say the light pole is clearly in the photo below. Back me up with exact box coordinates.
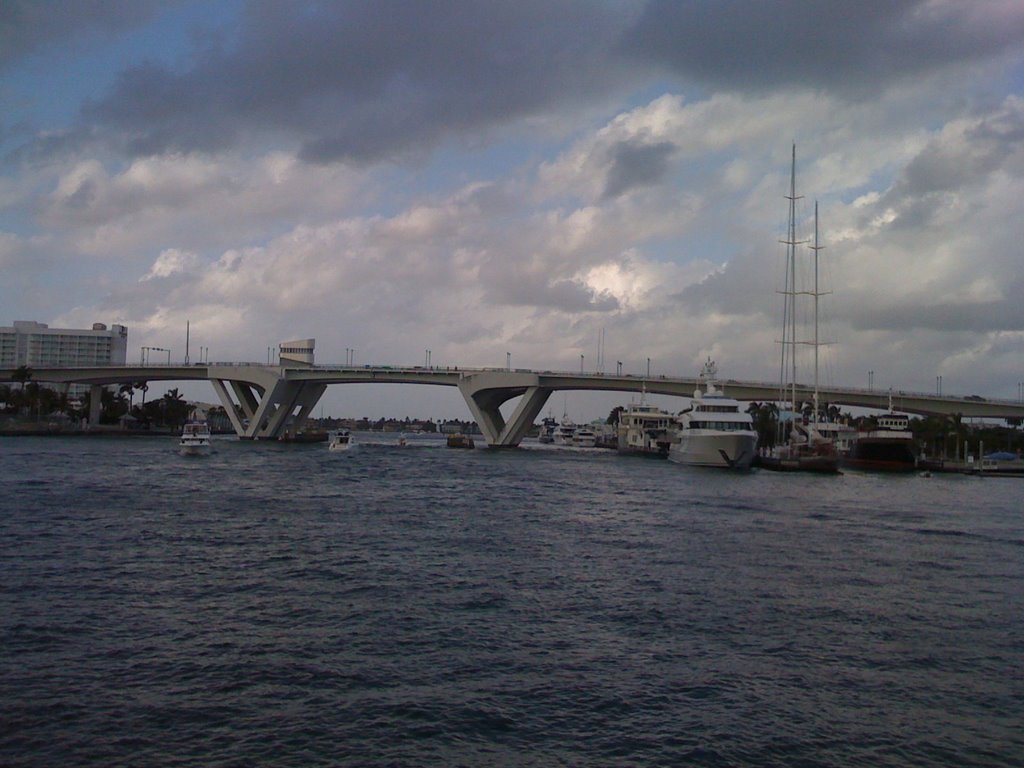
[646,357,651,378]
[616,361,622,376]
[869,370,874,391]
[142,346,168,364]
[267,346,272,365]
[580,354,584,373]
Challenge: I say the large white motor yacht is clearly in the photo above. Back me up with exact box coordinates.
[669,359,758,469]
[552,416,577,446]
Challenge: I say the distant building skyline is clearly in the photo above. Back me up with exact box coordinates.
[1,320,128,396]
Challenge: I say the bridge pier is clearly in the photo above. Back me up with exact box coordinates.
[458,372,552,447]
[88,384,103,427]
[209,367,327,440]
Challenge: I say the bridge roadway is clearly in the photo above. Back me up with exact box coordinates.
[4,362,1024,446]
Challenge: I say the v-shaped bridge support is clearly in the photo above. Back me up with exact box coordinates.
[209,366,327,440]
[457,372,552,447]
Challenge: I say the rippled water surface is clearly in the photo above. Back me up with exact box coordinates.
[2,434,1022,766]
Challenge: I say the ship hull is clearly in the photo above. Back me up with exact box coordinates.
[669,432,757,469]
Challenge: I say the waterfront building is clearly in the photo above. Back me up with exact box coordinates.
[1,320,128,395]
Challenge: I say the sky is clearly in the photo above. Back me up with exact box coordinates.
[3,0,1024,421]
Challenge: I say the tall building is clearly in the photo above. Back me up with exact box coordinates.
[1,320,128,395]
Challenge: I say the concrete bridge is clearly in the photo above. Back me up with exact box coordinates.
[4,361,1024,447]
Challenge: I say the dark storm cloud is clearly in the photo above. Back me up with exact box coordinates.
[602,140,676,199]
[84,0,641,164]
[621,0,1024,93]
[66,1,1024,165]
[0,0,170,72]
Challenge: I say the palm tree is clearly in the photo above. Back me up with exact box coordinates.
[135,381,149,410]
[162,388,189,430]
[13,365,31,392]
[747,401,778,450]
[120,382,135,414]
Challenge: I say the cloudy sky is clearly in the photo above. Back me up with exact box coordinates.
[3,0,1024,420]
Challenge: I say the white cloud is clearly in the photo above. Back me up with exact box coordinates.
[141,248,198,280]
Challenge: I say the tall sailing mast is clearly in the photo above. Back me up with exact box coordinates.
[810,200,824,427]
[778,144,804,438]
[777,145,833,436]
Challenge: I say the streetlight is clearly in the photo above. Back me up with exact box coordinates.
[580,354,584,373]
[868,370,874,391]
[646,357,651,378]
[616,361,623,376]
[141,346,168,365]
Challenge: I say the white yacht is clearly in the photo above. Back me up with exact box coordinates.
[537,416,557,444]
[616,387,676,458]
[572,426,597,448]
[553,416,577,446]
[328,429,354,451]
[179,421,212,456]
[668,359,758,469]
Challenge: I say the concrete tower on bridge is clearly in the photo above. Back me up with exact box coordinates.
[279,339,315,366]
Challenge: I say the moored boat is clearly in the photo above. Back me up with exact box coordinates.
[843,410,917,472]
[616,388,675,458]
[572,426,597,448]
[552,416,576,446]
[668,359,758,469]
[758,420,841,473]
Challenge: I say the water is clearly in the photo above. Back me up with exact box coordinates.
[1,434,1021,766]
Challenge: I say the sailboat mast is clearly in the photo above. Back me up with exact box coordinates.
[812,201,821,425]
[786,144,800,418]
[776,143,806,447]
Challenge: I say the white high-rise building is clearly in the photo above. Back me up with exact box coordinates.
[1,320,128,395]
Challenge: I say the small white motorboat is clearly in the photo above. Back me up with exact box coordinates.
[179,421,212,456]
[328,429,354,451]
